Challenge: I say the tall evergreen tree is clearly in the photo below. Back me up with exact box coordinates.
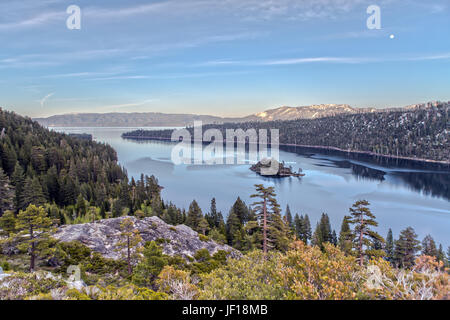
[250,184,284,255]
[0,210,16,236]
[14,205,54,271]
[385,228,395,263]
[231,197,249,225]
[301,214,312,244]
[437,244,445,263]
[312,213,333,251]
[347,200,384,266]
[269,205,290,252]
[11,163,25,212]
[285,205,293,228]
[295,214,312,244]
[394,227,421,269]
[422,234,438,258]
[294,213,301,239]
[331,230,338,246]
[116,217,143,275]
[75,194,87,217]
[20,176,46,210]
[446,247,450,268]
[186,200,203,232]
[226,209,241,248]
[338,216,353,255]
[0,167,14,216]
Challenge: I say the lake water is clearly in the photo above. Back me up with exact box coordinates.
[54,127,450,247]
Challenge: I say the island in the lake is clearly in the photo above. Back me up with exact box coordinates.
[250,158,305,178]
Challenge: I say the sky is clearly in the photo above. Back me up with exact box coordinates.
[0,0,449,118]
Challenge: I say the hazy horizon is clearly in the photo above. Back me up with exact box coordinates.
[27,100,449,120]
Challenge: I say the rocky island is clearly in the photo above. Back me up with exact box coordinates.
[250,158,305,177]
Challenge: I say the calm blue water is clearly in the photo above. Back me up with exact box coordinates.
[54,127,450,247]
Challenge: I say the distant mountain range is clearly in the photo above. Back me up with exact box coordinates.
[33,103,437,127]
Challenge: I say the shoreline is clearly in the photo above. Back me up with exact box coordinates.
[121,135,450,166]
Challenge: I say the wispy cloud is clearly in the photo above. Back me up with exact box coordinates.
[197,53,450,67]
[0,11,64,30]
[87,71,251,81]
[42,72,120,79]
[39,92,55,107]
[97,99,159,111]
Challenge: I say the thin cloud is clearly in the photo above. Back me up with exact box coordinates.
[0,11,64,30]
[40,93,55,107]
[98,99,159,111]
[197,53,450,67]
[88,71,251,81]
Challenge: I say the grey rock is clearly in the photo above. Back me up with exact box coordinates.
[53,216,239,261]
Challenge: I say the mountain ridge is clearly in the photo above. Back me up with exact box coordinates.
[32,102,443,127]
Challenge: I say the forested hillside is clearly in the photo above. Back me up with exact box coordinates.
[0,108,163,219]
[124,101,449,162]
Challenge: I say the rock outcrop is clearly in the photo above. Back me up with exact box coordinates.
[53,216,238,260]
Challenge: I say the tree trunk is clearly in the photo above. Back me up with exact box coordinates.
[263,197,267,256]
[359,213,364,266]
[30,226,35,272]
[127,236,132,275]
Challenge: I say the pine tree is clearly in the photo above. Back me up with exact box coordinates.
[312,222,322,249]
[269,205,290,252]
[394,227,421,269]
[226,209,241,248]
[301,214,312,244]
[205,198,218,228]
[0,210,16,236]
[347,200,384,266]
[11,163,25,212]
[437,244,445,263]
[250,184,282,255]
[75,194,87,217]
[294,214,301,239]
[14,205,54,271]
[422,234,438,258]
[198,217,210,236]
[116,217,143,275]
[20,176,46,210]
[0,142,17,175]
[312,213,333,251]
[446,246,450,268]
[295,214,312,244]
[385,228,395,263]
[319,213,333,244]
[285,205,293,228]
[132,241,168,288]
[331,230,338,246]
[186,200,202,232]
[338,216,353,255]
[231,197,249,225]
[0,167,14,216]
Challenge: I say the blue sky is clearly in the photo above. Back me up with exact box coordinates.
[0,0,449,117]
